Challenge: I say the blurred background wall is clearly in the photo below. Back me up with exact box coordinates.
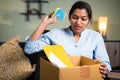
[0,0,120,41]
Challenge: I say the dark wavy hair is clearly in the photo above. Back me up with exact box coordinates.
[69,1,92,23]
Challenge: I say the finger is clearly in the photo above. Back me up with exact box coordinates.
[100,69,107,79]
[100,63,108,75]
[100,63,107,67]
[48,16,58,24]
[100,63,107,71]
[48,12,53,18]
[102,74,106,78]
[100,70,108,79]
[99,66,107,73]
[52,16,58,21]
[94,58,101,63]
[100,69,108,74]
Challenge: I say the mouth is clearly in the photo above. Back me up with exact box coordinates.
[74,26,82,30]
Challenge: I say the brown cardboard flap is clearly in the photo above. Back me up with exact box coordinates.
[69,56,100,66]
[69,56,81,66]
[40,57,59,80]
[81,56,98,65]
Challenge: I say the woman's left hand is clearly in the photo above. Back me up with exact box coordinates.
[99,63,108,78]
[94,59,108,78]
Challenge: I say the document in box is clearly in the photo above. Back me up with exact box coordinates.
[42,45,73,67]
[49,52,67,67]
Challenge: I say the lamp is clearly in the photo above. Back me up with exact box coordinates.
[98,16,108,40]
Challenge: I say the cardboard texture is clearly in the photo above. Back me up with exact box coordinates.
[40,56,103,80]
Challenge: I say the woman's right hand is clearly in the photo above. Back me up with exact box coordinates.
[29,14,58,40]
[41,14,58,27]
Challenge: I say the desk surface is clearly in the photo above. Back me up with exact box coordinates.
[108,71,120,79]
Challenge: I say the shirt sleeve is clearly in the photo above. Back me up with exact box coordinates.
[24,29,61,54]
[24,34,51,54]
[94,33,112,71]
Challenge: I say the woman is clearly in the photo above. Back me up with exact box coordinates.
[25,0,111,78]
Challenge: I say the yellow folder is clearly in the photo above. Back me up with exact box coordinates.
[42,45,73,67]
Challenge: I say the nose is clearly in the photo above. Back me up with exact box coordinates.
[76,18,82,24]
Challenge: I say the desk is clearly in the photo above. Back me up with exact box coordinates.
[108,71,120,80]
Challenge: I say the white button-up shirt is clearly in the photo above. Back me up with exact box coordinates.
[25,27,111,71]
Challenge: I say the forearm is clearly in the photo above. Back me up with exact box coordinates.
[29,15,58,40]
[29,22,48,40]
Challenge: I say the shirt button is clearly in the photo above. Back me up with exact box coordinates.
[75,45,77,47]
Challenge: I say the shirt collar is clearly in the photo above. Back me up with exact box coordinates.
[67,26,87,37]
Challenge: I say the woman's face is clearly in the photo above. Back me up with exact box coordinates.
[69,9,90,34]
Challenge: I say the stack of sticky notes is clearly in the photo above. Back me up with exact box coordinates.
[42,45,73,67]
[51,8,66,21]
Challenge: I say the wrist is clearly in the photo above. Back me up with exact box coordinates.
[39,21,49,28]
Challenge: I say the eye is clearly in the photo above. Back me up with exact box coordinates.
[81,17,89,21]
[71,15,78,20]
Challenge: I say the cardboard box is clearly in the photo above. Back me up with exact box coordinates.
[40,56,103,80]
